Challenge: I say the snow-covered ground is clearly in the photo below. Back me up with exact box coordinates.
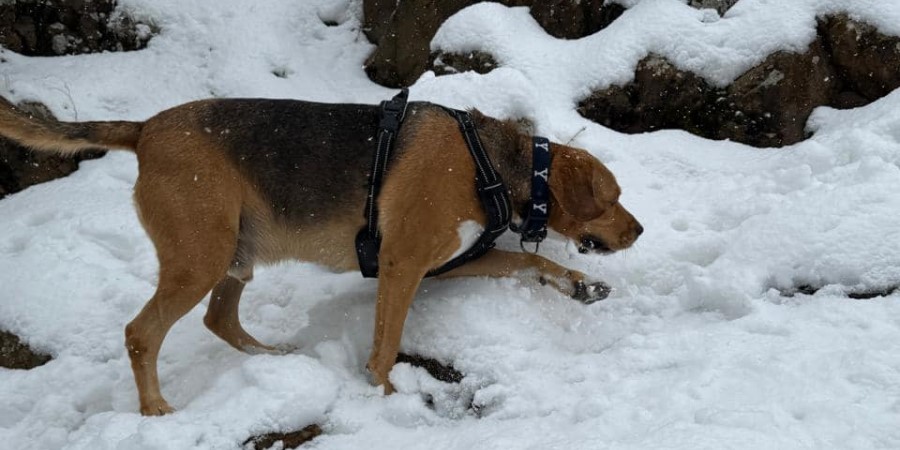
[2,0,900,448]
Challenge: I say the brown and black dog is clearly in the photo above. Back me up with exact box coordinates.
[0,95,642,415]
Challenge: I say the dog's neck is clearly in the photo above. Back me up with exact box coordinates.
[470,114,535,219]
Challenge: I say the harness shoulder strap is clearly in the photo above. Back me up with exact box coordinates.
[355,89,409,278]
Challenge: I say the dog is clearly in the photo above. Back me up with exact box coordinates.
[0,95,642,415]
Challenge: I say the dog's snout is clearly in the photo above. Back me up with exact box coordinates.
[635,223,644,237]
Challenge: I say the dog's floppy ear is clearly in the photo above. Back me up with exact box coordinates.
[549,151,604,221]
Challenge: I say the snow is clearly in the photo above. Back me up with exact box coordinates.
[2,0,900,448]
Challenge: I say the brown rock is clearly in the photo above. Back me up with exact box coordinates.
[577,84,638,132]
[725,40,838,146]
[362,0,397,45]
[431,50,498,76]
[633,55,714,134]
[0,330,52,370]
[820,14,900,102]
[364,0,627,87]
[578,39,841,148]
[578,55,719,138]
[396,352,464,383]
[364,0,476,87]
[529,0,625,39]
[243,424,322,450]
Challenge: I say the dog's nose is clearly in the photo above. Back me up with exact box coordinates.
[635,223,644,236]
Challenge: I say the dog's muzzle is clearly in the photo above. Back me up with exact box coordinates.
[578,236,612,254]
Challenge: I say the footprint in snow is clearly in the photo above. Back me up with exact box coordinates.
[78,227,138,262]
[0,233,31,255]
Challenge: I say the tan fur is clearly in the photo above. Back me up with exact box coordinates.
[0,96,642,415]
[0,96,141,154]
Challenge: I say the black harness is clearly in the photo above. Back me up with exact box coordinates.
[355,89,551,278]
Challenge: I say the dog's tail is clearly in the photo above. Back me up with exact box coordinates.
[0,96,142,154]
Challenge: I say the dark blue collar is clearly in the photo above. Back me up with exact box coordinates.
[510,136,551,252]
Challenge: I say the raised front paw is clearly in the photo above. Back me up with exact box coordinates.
[571,280,612,304]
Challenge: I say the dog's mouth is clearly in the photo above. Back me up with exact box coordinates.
[578,236,613,254]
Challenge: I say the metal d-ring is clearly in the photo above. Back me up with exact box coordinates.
[520,239,540,254]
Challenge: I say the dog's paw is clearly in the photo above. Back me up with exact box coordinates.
[571,280,612,304]
[140,400,175,416]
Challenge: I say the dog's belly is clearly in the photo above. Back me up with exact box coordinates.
[248,211,364,272]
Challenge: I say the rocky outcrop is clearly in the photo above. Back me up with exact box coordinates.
[578,16,899,147]
[0,101,104,199]
[363,0,625,87]
[0,0,153,56]
[365,2,898,148]
[578,40,839,147]
[0,330,51,370]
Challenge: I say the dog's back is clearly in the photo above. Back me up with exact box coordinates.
[183,99,380,224]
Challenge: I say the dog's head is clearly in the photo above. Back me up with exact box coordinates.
[547,144,642,253]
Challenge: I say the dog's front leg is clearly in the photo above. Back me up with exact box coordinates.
[367,253,430,394]
[438,249,611,304]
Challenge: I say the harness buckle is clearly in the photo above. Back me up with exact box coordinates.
[378,89,409,131]
[455,111,476,130]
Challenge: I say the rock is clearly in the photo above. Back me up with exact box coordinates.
[579,39,841,147]
[243,424,322,450]
[431,50,498,76]
[361,0,396,45]
[723,40,837,147]
[0,0,154,56]
[0,101,105,199]
[578,55,720,139]
[529,0,624,40]
[819,14,900,102]
[688,0,739,16]
[396,352,464,384]
[780,284,898,300]
[633,55,715,135]
[0,330,52,370]
[364,0,475,88]
[364,0,627,87]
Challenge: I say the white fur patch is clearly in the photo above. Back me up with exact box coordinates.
[450,220,484,260]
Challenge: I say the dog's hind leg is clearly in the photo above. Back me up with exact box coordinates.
[125,153,243,415]
[204,264,278,354]
[437,249,612,304]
